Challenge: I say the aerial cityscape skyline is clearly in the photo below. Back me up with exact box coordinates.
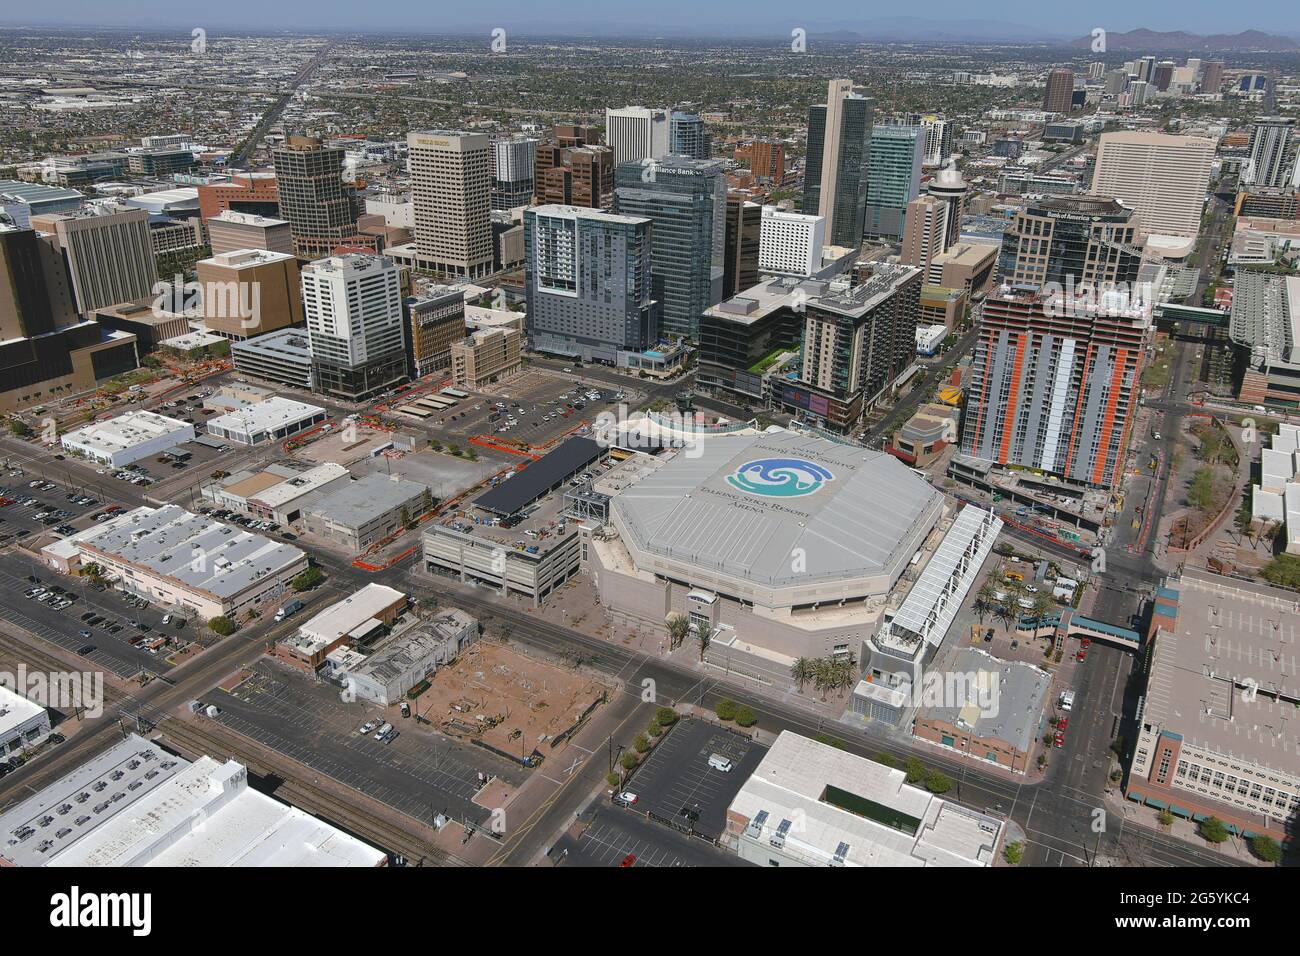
[0,1,1291,927]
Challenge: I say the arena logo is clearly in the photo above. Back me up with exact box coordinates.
[726,458,834,498]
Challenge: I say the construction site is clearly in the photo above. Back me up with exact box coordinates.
[409,640,610,767]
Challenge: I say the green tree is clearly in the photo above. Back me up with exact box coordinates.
[619,751,638,771]
[208,615,236,636]
[401,505,412,529]
[904,757,926,784]
[1250,834,1283,863]
[7,418,31,437]
[715,698,738,721]
[654,706,678,728]
[634,733,650,754]
[605,772,620,788]
[1261,554,1300,590]
[1187,467,1216,512]
[875,752,897,768]
[1198,816,1230,844]
[924,769,952,794]
[292,566,324,591]
[1003,841,1024,865]
[734,705,758,728]
[1158,809,1173,828]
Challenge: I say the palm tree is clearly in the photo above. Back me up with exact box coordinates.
[696,625,711,662]
[666,613,690,650]
[812,658,834,701]
[791,658,814,692]
[994,600,1017,632]
[975,581,997,623]
[1030,591,1054,632]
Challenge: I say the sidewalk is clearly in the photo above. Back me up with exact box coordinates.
[1102,789,1263,866]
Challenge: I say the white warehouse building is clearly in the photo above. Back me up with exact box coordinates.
[60,410,195,467]
[205,396,327,445]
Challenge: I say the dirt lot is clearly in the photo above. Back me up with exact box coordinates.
[410,640,609,758]
[291,424,396,465]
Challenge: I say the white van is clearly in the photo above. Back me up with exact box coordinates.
[707,753,733,772]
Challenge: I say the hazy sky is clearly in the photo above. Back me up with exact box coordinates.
[3,0,1297,37]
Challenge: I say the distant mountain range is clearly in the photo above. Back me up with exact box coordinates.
[1065,28,1300,52]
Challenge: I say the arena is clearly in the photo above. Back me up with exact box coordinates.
[585,431,952,682]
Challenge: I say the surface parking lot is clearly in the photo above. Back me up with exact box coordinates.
[419,371,623,449]
[0,555,183,678]
[0,477,104,540]
[623,718,766,841]
[550,808,750,867]
[208,661,532,827]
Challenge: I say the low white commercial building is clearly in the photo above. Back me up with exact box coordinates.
[60,410,195,467]
[0,734,385,866]
[41,504,308,619]
[0,684,51,760]
[205,396,327,445]
[1251,422,1300,555]
[724,731,1004,867]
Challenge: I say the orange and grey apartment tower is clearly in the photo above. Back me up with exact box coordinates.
[959,287,1150,488]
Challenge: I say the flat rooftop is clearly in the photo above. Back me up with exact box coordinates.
[0,684,46,738]
[62,410,192,455]
[0,734,384,867]
[206,396,325,437]
[728,731,1002,866]
[919,646,1051,753]
[70,504,305,599]
[232,328,313,361]
[474,436,603,517]
[1146,569,1300,775]
[304,473,427,527]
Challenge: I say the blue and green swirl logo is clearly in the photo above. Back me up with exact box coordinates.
[725,458,834,498]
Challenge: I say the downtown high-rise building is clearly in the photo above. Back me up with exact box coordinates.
[1043,68,1075,113]
[925,167,968,250]
[746,139,785,183]
[899,194,951,273]
[1243,117,1296,189]
[30,203,155,314]
[722,194,761,298]
[523,204,657,364]
[960,285,1152,488]
[1090,131,1214,239]
[613,156,727,339]
[863,125,924,241]
[1104,69,1130,96]
[301,254,407,400]
[669,111,710,159]
[0,220,139,412]
[195,249,303,341]
[804,79,874,248]
[535,144,614,210]
[271,136,357,259]
[407,130,493,280]
[758,205,825,277]
[604,106,670,168]
[491,135,538,211]
[1153,61,1175,91]
[997,195,1144,292]
[772,262,921,431]
[1200,61,1224,93]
